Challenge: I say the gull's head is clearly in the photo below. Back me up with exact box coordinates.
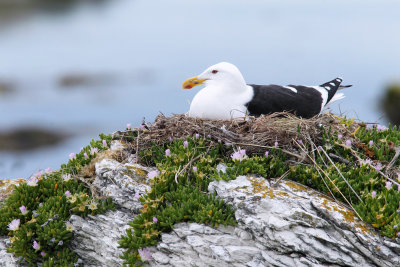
[182,62,246,90]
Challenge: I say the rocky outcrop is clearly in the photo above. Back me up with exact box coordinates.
[1,145,400,266]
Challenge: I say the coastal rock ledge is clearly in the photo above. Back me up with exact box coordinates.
[1,152,400,266]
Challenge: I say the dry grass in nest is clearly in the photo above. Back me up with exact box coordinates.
[114,112,360,159]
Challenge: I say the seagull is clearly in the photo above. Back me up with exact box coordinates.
[182,62,351,120]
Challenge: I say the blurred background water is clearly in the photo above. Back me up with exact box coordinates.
[0,0,399,180]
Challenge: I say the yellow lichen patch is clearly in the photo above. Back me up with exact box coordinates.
[248,177,289,199]
[126,165,147,177]
[284,181,311,193]
[318,196,373,235]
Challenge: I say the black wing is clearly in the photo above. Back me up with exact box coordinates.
[245,84,322,118]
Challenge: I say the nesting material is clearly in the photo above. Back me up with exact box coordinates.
[114,112,359,157]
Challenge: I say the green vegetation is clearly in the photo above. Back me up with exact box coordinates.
[119,121,400,266]
[0,134,114,266]
[1,116,399,267]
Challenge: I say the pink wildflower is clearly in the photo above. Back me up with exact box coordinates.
[83,152,89,159]
[368,140,373,148]
[345,140,352,147]
[147,170,159,179]
[90,147,98,155]
[265,151,269,157]
[69,153,76,160]
[134,192,140,199]
[19,205,28,215]
[33,240,40,250]
[274,141,278,147]
[337,134,343,140]
[138,248,152,261]
[45,167,52,174]
[65,190,71,197]
[140,124,145,130]
[371,191,376,198]
[183,140,188,148]
[193,166,197,172]
[386,181,393,190]
[153,217,158,223]
[195,133,200,139]
[165,149,171,157]
[126,123,131,130]
[102,140,107,147]
[297,139,303,145]
[41,251,46,257]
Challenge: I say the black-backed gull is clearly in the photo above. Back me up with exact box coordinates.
[182,62,351,120]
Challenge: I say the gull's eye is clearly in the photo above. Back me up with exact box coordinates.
[211,70,218,74]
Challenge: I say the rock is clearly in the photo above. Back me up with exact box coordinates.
[2,157,400,266]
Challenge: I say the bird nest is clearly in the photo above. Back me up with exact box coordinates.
[114,112,360,159]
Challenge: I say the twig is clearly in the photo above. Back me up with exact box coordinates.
[174,154,203,183]
[328,153,352,165]
[318,147,364,204]
[272,170,291,187]
[294,140,364,221]
[387,146,400,171]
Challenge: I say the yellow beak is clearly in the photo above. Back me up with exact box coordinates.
[182,76,208,89]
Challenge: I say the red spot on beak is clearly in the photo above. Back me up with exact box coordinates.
[184,85,192,89]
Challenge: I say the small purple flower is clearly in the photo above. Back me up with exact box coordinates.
[386,181,393,190]
[394,225,398,229]
[7,219,20,231]
[65,190,71,197]
[41,251,46,257]
[19,205,28,215]
[231,150,247,162]
[374,163,383,172]
[102,140,107,147]
[138,247,152,262]
[368,140,374,148]
[126,123,132,130]
[33,240,40,250]
[27,176,39,187]
[359,158,373,166]
[371,191,376,198]
[168,136,173,141]
[147,170,159,179]
[195,133,200,139]
[337,134,343,140]
[32,210,39,218]
[140,124,145,130]
[84,152,89,159]
[90,147,98,155]
[398,185,400,192]
[134,192,140,199]
[297,139,303,145]
[153,217,158,223]
[264,151,269,157]
[69,153,76,160]
[183,140,189,148]
[345,140,352,147]
[376,124,387,132]
[274,141,278,148]
[193,166,197,172]
[165,149,171,157]
[45,167,52,174]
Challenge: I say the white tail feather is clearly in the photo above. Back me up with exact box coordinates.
[324,93,345,108]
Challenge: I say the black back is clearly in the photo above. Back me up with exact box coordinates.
[245,84,323,118]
